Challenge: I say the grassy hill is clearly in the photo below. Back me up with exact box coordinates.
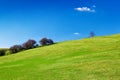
[0,34,120,80]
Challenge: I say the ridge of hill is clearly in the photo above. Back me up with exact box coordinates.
[0,34,120,80]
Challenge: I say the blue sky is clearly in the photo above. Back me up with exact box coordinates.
[0,0,120,48]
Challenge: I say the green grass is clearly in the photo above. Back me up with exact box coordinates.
[0,34,120,80]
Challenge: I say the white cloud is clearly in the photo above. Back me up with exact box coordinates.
[74,32,80,35]
[74,7,95,12]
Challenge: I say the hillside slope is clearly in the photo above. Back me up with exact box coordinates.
[0,34,120,80]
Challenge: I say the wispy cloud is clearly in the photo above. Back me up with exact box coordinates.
[74,32,80,35]
[92,5,96,8]
[74,7,95,12]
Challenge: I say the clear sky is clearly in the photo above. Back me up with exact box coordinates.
[0,0,120,48]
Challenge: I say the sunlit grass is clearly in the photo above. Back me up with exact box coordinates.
[0,34,120,80]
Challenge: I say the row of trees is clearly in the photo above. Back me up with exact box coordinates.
[0,38,54,56]
[0,32,95,56]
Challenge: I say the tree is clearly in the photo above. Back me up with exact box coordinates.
[0,49,6,56]
[22,39,36,49]
[40,38,54,46]
[40,38,48,46]
[47,39,54,44]
[10,45,23,53]
[90,31,95,37]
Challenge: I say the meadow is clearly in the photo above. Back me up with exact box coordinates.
[0,34,120,80]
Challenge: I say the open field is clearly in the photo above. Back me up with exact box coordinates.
[0,34,120,80]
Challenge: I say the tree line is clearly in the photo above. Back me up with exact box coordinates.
[0,31,95,57]
[0,38,54,56]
